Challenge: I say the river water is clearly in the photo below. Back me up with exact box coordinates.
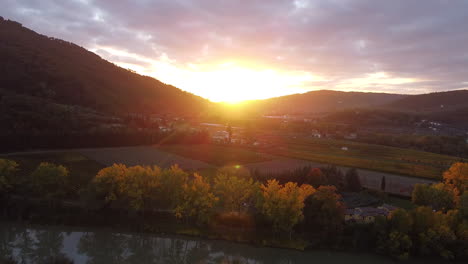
[0,223,437,264]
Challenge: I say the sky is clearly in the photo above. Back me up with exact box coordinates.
[2,0,468,102]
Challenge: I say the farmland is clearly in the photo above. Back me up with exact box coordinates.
[258,137,464,179]
[2,139,455,198]
[77,146,213,170]
[156,144,273,166]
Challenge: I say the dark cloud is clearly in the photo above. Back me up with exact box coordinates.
[2,0,468,94]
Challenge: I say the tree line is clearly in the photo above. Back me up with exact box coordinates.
[0,158,466,260]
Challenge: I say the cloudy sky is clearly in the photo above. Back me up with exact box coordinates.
[3,0,468,101]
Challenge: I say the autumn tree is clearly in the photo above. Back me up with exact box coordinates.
[303,185,345,239]
[381,231,413,260]
[257,179,315,236]
[0,159,18,194]
[175,173,218,224]
[158,165,189,208]
[30,162,69,199]
[213,167,259,213]
[375,205,467,260]
[321,165,344,190]
[410,206,436,234]
[412,183,457,211]
[443,162,467,195]
[306,168,328,187]
[411,206,460,259]
[91,164,164,211]
[377,209,413,260]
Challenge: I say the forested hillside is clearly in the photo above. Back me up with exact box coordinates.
[0,17,211,123]
[245,90,405,114]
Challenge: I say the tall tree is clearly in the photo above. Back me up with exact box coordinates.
[306,167,328,187]
[345,168,362,192]
[381,176,386,192]
[412,183,456,211]
[303,185,345,239]
[377,209,414,260]
[443,162,468,195]
[213,167,259,213]
[226,124,233,143]
[257,179,315,235]
[30,162,69,199]
[175,173,218,224]
[91,164,161,211]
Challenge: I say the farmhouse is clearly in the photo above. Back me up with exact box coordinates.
[212,130,229,143]
[344,133,357,140]
[345,204,398,224]
[311,130,322,138]
[159,126,172,132]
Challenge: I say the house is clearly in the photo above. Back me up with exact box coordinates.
[344,205,398,224]
[159,126,172,132]
[378,203,398,213]
[149,115,162,123]
[344,133,357,140]
[212,130,229,143]
[345,209,361,222]
[100,123,125,129]
[311,130,322,138]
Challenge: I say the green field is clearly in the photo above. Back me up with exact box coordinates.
[262,137,464,179]
[1,152,105,191]
[156,144,272,166]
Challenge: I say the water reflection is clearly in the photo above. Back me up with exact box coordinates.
[0,223,423,264]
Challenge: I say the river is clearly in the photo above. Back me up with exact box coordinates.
[0,222,443,264]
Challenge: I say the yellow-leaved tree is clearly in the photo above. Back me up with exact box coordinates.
[257,179,315,236]
[443,162,468,195]
[213,167,259,213]
[31,162,69,199]
[92,164,161,211]
[174,173,218,224]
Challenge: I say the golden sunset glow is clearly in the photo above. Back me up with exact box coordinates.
[95,45,317,102]
[93,46,426,102]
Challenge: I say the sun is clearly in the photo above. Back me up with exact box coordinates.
[184,62,314,103]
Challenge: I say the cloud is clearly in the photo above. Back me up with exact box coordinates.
[2,0,468,98]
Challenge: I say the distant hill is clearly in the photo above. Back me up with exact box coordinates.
[247,90,406,114]
[320,90,468,129]
[0,17,211,119]
[385,90,468,112]
[322,108,421,127]
[426,107,468,129]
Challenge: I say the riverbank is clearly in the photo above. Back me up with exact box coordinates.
[0,221,459,264]
[0,196,310,251]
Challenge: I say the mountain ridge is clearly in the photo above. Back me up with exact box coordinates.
[0,16,211,117]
